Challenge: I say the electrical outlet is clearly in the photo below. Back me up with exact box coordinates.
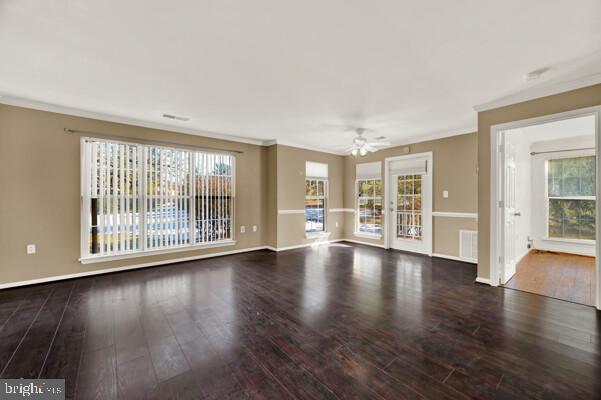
[26,244,36,254]
[443,190,449,198]
[240,225,246,233]
[252,225,257,232]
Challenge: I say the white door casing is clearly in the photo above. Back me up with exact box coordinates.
[501,134,519,284]
[489,105,601,311]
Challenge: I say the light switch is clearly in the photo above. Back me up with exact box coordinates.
[240,225,246,233]
[335,221,339,228]
[26,244,36,254]
[443,190,449,198]
[252,225,257,232]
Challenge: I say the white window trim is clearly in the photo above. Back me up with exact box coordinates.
[545,155,596,242]
[80,240,237,264]
[542,237,595,245]
[305,177,328,233]
[80,137,237,263]
[355,178,383,238]
[353,231,382,240]
[305,231,331,240]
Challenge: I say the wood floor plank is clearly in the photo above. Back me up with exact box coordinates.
[75,345,117,400]
[0,286,54,375]
[1,283,73,378]
[148,335,190,382]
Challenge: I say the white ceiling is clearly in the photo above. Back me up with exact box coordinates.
[1,0,601,153]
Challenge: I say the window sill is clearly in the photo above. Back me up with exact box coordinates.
[542,237,595,246]
[354,232,382,240]
[79,240,237,264]
[305,231,331,240]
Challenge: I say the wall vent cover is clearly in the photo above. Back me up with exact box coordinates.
[460,230,478,262]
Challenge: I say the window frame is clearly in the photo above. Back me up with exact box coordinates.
[355,178,383,238]
[304,177,328,235]
[80,137,237,263]
[545,154,596,242]
[395,174,424,241]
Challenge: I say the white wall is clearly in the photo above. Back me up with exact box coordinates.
[530,135,596,256]
[505,130,532,262]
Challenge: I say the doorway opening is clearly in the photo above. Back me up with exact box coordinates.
[491,108,600,308]
[384,152,433,255]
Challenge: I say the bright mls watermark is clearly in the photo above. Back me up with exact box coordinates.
[0,380,64,399]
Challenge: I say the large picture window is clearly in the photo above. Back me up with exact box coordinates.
[81,138,235,259]
[547,156,595,240]
[356,179,382,235]
[305,178,327,233]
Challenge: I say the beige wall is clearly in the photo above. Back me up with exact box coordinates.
[0,106,350,285]
[0,101,485,286]
[0,104,267,284]
[434,218,477,256]
[264,145,278,248]
[342,133,478,257]
[477,84,601,279]
[274,145,345,247]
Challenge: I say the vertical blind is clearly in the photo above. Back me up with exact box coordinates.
[81,138,235,258]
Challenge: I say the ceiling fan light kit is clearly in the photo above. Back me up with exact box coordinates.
[347,128,391,157]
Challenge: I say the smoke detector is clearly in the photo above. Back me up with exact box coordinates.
[162,113,190,122]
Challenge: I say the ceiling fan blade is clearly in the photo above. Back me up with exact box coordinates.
[364,145,378,152]
[344,146,358,153]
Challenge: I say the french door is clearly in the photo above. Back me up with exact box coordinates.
[387,153,432,255]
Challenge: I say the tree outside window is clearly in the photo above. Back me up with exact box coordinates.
[547,156,596,240]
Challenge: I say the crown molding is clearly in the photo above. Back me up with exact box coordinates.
[384,126,477,150]
[0,95,267,146]
[0,95,351,155]
[260,130,479,156]
[0,95,477,156]
[277,126,477,157]
[474,72,601,112]
[264,139,346,155]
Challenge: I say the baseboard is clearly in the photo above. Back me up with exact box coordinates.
[0,240,483,289]
[265,239,344,252]
[340,238,387,249]
[475,277,492,285]
[515,248,532,264]
[0,246,269,290]
[531,246,595,257]
[432,253,477,264]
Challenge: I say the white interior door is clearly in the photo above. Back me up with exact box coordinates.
[388,154,432,255]
[502,135,519,284]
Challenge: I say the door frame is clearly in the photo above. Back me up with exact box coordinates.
[490,105,601,310]
[384,151,433,255]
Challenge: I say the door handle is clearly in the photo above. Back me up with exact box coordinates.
[512,212,521,216]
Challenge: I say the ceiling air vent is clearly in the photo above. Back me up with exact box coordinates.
[162,113,190,122]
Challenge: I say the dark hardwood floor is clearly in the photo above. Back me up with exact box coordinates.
[0,242,600,399]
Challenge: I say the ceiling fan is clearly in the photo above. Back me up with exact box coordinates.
[346,128,391,156]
